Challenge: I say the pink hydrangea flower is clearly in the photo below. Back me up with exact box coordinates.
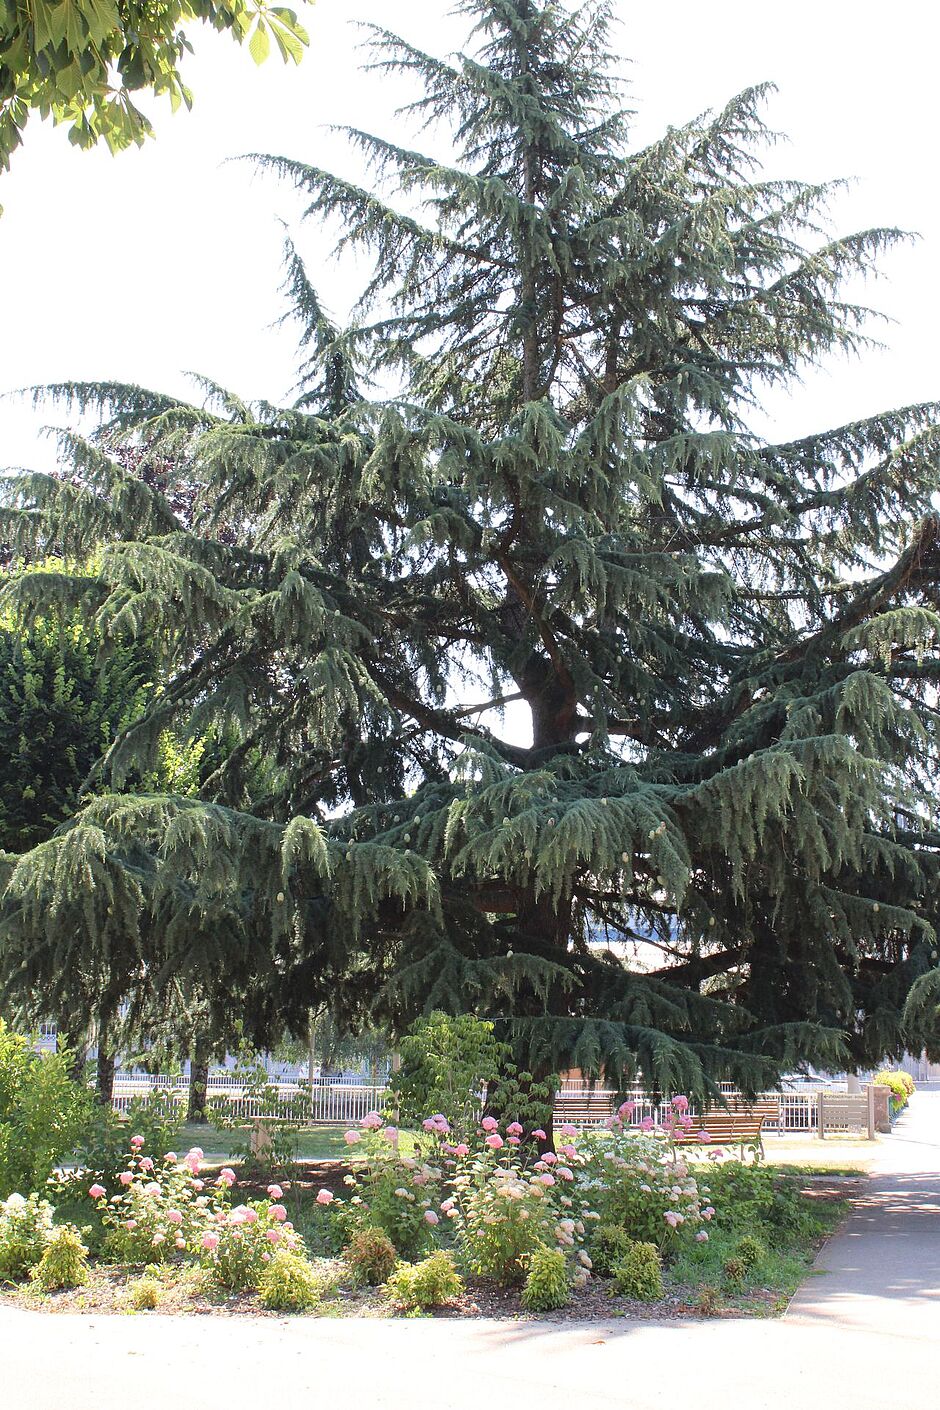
[244,1208,258,1224]
[485,1133,504,1150]
[269,1205,287,1222]
[119,1171,133,1186]
[152,1233,165,1246]
[506,1122,523,1136]
[697,1129,711,1143]
[361,1111,383,1130]
[671,1095,689,1112]
[542,1151,558,1165]
[481,1116,499,1132]
[267,1184,283,1199]
[201,1233,219,1251]
[532,1129,547,1141]
[164,1152,177,1163]
[664,1211,680,1228]
[558,1124,577,1137]
[175,1237,186,1250]
[453,1143,470,1157]
[640,1116,655,1132]
[344,1129,361,1145]
[316,1189,333,1206]
[696,1231,709,1243]
[440,1197,456,1212]
[192,1180,205,1191]
[424,1210,439,1225]
[130,1135,145,1149]
[266,1229,281,1243]
[138,1157,154,1172]
[88,1184,106,1199]
[539,1173,555,1186]
[124,1219,137,1231]
[383,1126,399,1143]
[556,1166,574,1181]
[560,1144,578,1159]
[507,1135,521,1145]
[618,1101,635,1119]
[144,1182,161,1196]
[188,1147,204,1161]
[167,1209,183,1225]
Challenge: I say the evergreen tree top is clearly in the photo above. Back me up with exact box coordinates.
[2,0,939,1092]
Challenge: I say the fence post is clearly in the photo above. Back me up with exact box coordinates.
[866,1084,876,1141]
[817,1092,825,1139]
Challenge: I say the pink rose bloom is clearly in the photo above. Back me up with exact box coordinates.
[344,1130,361,1145]
[201,1233,219,1251]
[542,1151,558,1165]
[506,1122,523,1136]
[640,1116,655,1132]
[269,1205,287,1222]
[124,1219,137,1231]
[424,1210,439,1225]
[481,1116,499,1133]
[558,1124,577,1137]
[485,1133,504,1150]
[618,1101,635,1119]
[672,1094,689,1112]
[697,1129,711,1143]
[267,1184,283,1199]
[88,1184,106,1199]
[696,1231,709,1243]
[453,1143,470,1158]
[130,1135,144,1149]
[532,1128,547,1141]
[383,1126,399,1143]
[139,1157,154,1172]
[539,1172,555,1186]
[266,1228,281,1243]
[167,1209,183,1225]
[507,1135,521,1145]
[119,1171,133,1186]
[316,1189,333,1206]
[144,1182,161,1196]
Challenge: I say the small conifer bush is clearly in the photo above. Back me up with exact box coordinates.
[590,1223,634,1278]
[521,1244,570,1312]
[343,1226,397,1286]
[29,1225,89,1291]
[128,1275,160,1310]
[257,1249,322,1312]
[386,1250,464,1311]
[735,1235,766,1273]
[612,1242,663,1302]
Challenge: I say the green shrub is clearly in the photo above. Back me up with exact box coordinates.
[703,1162,817,1240]
[0,1022,91,1199]
[258,1249,322,1312]
[386,1250,464,1311]
[612,1242,663,1301]
[735,1234,766,1273]
[578,1128,709,1248]
[0,1192,55,1280]
[696,1283,722,1316]
[30,1225,89,1291]
[521,1244,570,1312]
[590,1223,634,1278]
[723,1254,747,1284]
[128,1275,160,1310]
[874,1071,913,1110]
[391,1012,507,1139]
[59,1091,182,1208]
[343,1226,398,1285]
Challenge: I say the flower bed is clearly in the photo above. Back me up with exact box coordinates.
[0,1099,848,1321]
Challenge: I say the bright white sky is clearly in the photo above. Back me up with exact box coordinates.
[1,0,938,475]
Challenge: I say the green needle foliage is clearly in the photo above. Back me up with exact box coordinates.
[3,0,940,1099]
[0,1,310,178]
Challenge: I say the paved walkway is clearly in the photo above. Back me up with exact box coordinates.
[3,1097,939,1410]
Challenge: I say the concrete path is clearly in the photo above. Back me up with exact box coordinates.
[3,1096,938,1410]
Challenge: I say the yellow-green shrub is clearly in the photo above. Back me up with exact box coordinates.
[258,1249,322,1312]
[521,1244,569,1312]
[343,1226,397,1285]
[612,1241,663,1301]
[386,1250,463,1310]
[30,1225,88,1291]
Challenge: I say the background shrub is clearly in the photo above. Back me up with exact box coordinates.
[590,1223,633,1278]
[521,1244,570,1312]
[0,1022,90,1200]
[612,1242,663,1301]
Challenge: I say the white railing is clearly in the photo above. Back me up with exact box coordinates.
[553,1083,850,1132]
[111,1078,388,1126]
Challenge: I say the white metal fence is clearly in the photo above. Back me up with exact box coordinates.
[554,1081,852,1133]
[111,1076,388,1125]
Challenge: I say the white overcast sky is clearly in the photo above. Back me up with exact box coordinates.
[1,0,938,474]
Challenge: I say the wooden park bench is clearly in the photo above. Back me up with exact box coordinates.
[676,1097,779,1159]
[553,1087,619,1129]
